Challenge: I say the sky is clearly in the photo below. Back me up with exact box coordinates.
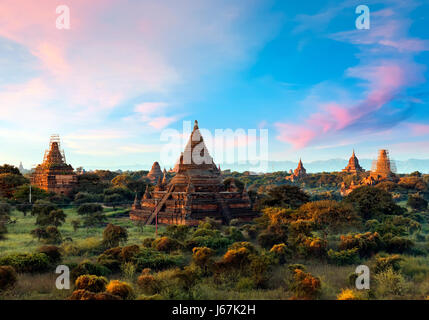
[0,0,428,171]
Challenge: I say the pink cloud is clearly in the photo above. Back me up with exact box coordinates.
[275,123,317,149]
[148,117,177,130]
[275,60,424,148]
[408,123,429,136]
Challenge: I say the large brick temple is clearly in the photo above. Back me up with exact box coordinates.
[130,120,257,225]
[30,135,77,196]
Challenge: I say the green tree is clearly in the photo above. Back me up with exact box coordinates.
[344,186,404,220]
[0,203,11,239]
[407,194,428,211]
[297,200,360,232]
[102,223,128,248]
[31,200,65,227]
[260,185,310,209]
[77,203,106,227]
[0,173,28,198]
[12,184,49,203]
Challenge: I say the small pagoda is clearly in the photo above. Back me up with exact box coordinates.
[130,120,257,225]
[147,161,163,183]
[286,159,307,182]
[30,135,77,196]
[342,150,365,174]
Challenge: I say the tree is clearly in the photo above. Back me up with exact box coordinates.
[0,203,11,239]
[77,203,106,227]
[111,174,132,187]
[0,164,21,175]
[31,200,65,227]
[297,200,360,232]
[0,173,28,198]
[407,194,428,211]
[344,186,404,220]
[260,185,310,209]
[31,226,62,244]
[102,224,128,248]
[104,193,125,210]
[16,203,32,217]
[13,184,49,203]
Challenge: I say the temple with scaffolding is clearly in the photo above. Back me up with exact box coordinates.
[30,134,77,196]
[130,120,257,225]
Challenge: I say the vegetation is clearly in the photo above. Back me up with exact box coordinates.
[0,165,429,300]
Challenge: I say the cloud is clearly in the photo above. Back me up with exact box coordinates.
[276,2,428,149]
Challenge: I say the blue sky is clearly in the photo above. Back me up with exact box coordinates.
[0,0,428,171]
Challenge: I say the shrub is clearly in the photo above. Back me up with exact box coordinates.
[106,280,134,299]
[192,247,215,273]
[339,232,383,257]
[185,235,232,252]
[269,243,290,264]
[71,260,111,280]
[102,224,128,248]
[297,236,327,258]
[37,246,62,264]
[75,275,107,293]
[0,253,51,273]
[257,231,285,249]
[121,245,140,261]
[0,266,17,291]
[153,237,182,252]
[337,288,361,300]
[142,238,155,248]
[383,235,414,254]
[374,267,406,298]
[375,254,403,274]
[163,225,190,241]
[290,268,321,300]
[133,248,185,271]
[327,248,360,266]
[69,289,121,300]
[137,273,160,295]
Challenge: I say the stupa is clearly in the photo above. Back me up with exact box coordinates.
[130,120,257,225]
[286,159,307,182]
[30,135,77,196]
[342,150,365,174]
[147,161,163,182]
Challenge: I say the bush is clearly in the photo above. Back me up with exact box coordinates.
[290,268,321,299]
[192,247,215,273]
[75,275,108,293]
[337,288,361,300]
[37,246,62,264]
[297,236,327,258]
[0,266,17,291]
[69,289,121,300]
[339,232,383,257]
[106,280,134,299]
[375,254,403,274]
[153,237,182,252]
[102,224,128,248]
[137,273,160,295]
[142,238,155,248]
[0,253,51,273]
[163,225,190,241]
[383,235,414,254]
[71,260,111,280]
[133,248,185,271]
[121,245,140,261]
[185,235,232,252]
[374,268,406,298]
[269,243,290,264]
[327,248,360,266]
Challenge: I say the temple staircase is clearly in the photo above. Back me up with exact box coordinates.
[145,185,174,225]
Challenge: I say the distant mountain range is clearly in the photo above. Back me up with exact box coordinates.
[82,158,429,174]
